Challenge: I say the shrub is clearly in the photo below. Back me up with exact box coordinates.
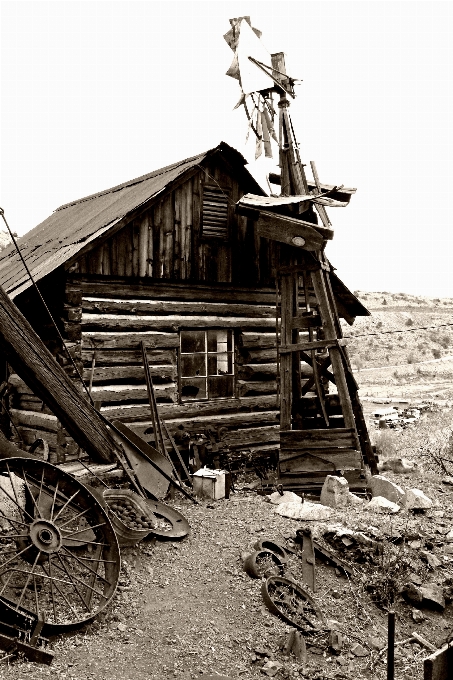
[405,317,413,326]
[382,299,387,305]
[432,348,441,359]
[407,353,416,364]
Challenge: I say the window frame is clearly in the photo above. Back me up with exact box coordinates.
[179,329,236,403]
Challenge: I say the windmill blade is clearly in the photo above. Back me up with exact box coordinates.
[225,18,274,95]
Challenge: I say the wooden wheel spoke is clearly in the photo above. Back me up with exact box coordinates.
[20,464,44,519]
[0,478,34,522]
[61,545,111,585]
[0,543,32,572]
[61,520,106,538]
[42,557,79,619]
[54,554,94,611]
[57,506,91,530]
[15,550,41,611]
[52,490,80,523]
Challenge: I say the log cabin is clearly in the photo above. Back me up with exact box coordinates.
[0,142,369,467]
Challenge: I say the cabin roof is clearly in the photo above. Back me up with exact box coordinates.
[0,142,264,298]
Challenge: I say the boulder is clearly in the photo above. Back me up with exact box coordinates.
[419,584,445,611]
[350,643,369,657]
[370,475,406,505]
[348,492,366,506]
[420,551,442,569]
[320,475,350,509]
[379,457,417,474]
[445,529,453,542]
[403,488,433,511]
[401,582,423,605]
[412,608,426,623]
[365,496,400,514]
[274,500,333,521]
[268,491,302,505]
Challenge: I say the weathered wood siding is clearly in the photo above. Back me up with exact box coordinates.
[73,159,279,287]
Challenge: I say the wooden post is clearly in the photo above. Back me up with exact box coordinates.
[0,283,123,463]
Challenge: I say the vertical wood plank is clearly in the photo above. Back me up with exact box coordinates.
[280,273,293,430]
[179,183,186,280]
[154,201,163,278]
[163,195,174,279]
[147,210,154,277]
[132,219,139,277]
[184,177,193,279]
[125,223,133,277]
[174,186,182,280]
[192,171,202,281]
[138,215,149,278]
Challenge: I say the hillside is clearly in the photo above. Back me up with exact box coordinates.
[342,292,453,401]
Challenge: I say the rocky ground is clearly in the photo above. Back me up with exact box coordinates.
[2,425,453,680]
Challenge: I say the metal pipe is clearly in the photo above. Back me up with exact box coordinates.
[387,610,395,680]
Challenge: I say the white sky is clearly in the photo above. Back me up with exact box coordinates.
[1,1,452,296]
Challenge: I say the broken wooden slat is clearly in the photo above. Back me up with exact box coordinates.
[424,643,453,680]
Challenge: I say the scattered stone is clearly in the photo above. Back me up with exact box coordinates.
[369,637,386,651]
[445,529,453,542]
[255,647,272,657]
[370,475,406,505]
[420,551,442,569]
[337,655,348,666]
[274,501,333,521]
[326,619,343,631]
[442,477,453,486]
[403,489,433,511]
[419,584,446,611]
[117,622,127,632]
[268,491,302,505]
[408,540,422,549]
[328,630,343,654]
[350,643,369,657]
[348,492,365,506]
[401,583,423,605]
[320,475,350,509]
[380,457,417,474]
[261,660,282,677]
[444,545,453,555]
[412,608,426,623]
[366,496,400,514]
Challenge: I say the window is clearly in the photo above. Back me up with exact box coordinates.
[201,186,230,239]
[180,330,234,401]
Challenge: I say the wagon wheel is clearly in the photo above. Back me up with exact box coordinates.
[261,576,325,631]
[0,457,120,636]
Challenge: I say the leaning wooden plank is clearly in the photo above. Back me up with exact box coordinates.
[0,285,122,463]
[424,642,453,680]
[81,314,279,330]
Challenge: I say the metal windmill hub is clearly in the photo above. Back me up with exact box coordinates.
[29,520,62,553]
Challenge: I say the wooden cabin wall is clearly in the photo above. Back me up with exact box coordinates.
[74,159,280,287]
[9,273,322,459]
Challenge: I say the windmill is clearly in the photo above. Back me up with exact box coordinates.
[225,16,378,491]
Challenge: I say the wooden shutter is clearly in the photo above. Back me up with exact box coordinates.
[202,187,229,239]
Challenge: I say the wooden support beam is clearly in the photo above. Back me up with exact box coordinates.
[0,285,122,463]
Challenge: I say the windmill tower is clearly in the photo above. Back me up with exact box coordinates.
[225,17,378,491]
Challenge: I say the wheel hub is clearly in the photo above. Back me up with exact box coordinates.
[29,520,62,553]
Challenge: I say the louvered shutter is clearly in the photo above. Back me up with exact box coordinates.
[202,187,229,239]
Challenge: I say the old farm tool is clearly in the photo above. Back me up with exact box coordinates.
[262,576,324,631]
[0,458,120,637]
[301,528,316,592]
[143,499,190,540]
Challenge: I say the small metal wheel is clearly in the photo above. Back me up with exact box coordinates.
[0,458,120,635]
[262,576,325,631]
[243,550,284,578]
[253,539,288,564]
[144,499,190,540]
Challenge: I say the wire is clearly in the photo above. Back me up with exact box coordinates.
[0,207,94,405]
[344,321,453,339]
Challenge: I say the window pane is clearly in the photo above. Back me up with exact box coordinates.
[207,329,231,352]
[181,377,206,401]
[208,353,233,376]
[208,375,234,399]
[181,354,206,377]
[181,331,205,353]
